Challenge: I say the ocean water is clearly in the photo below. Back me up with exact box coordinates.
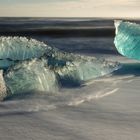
[0,17,122,111]
[0,17,138,111]
[0,17,117,53]
[1,18,140,140]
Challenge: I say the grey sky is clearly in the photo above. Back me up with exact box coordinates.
[0,0,139,17]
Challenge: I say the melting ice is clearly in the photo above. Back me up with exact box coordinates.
[114,20,140,60]
[0,37,119,100]
[4,59,59,97]
[0,37,50,69]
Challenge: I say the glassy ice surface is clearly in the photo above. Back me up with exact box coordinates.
[56,55,119,86]
[0,37,120,100]
[0,70,7,100]
[114,20,140,60]
[4,59,59,96]
[0,37,50,69]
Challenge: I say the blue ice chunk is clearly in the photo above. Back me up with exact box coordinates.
[0,70,7,100]
[0,37,50,69]
[114,20,140,60]
[0,37,120,100]
[55,55,119,86]
[4,59,59,96]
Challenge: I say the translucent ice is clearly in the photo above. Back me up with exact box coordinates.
[55,55,119,86]
[0,37,120,100]
[0,37,51,69]
[4,59,59,96]
[0,70,7,100]
[114,20,140,60]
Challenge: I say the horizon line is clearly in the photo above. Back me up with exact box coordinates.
[0,16,139,19]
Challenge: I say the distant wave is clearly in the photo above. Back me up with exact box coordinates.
[0,27,115,37]
[0,18,116,37]
[0,18,140,37]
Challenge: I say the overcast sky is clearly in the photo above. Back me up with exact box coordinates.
[0,0,139,17]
